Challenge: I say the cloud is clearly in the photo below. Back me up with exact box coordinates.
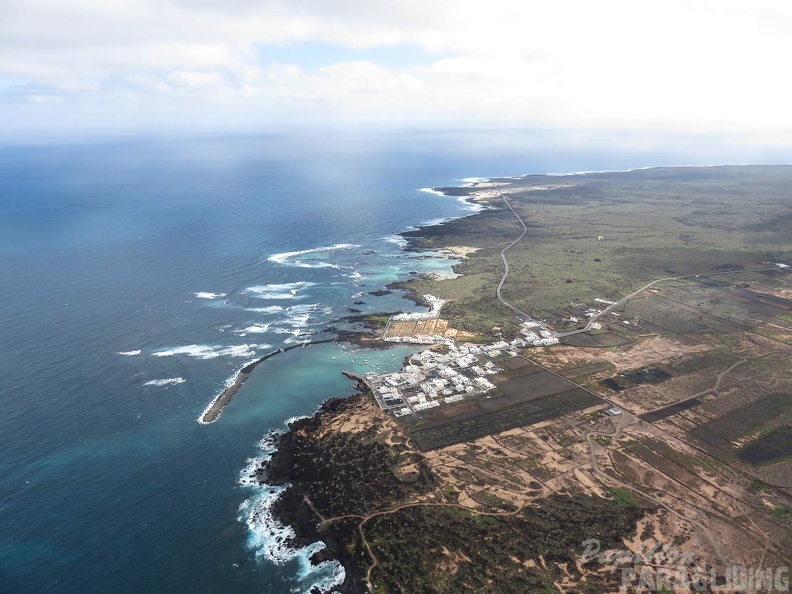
[1,0,792,137]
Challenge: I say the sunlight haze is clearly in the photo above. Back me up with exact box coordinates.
[2,0,792,140]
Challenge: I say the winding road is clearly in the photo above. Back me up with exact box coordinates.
[491,182,543,325]
[557,266,785,338]
[491,182,784,340]
[304,494,534,591]
[584,413,727,566]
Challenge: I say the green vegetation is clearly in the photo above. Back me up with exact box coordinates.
[266,167,792,592]
[403,166,792,334]
[772,504,792,522]
[267,396,435,517]
[579,578,607,594]
[749,479,772,493]
[266,394,653,593]
[612,487,640,508]
[341,495,647,593]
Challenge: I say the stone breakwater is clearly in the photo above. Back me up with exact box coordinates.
[198,339,338,423]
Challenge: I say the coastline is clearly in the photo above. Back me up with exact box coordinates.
[251,380,647,594]
[238,178,496,592]
[259,395,378,594]
[200,185,491,425]
[246,166,792,591]
[198,339,338,423]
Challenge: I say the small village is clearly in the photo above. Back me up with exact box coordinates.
[365,293,569,417]
[367,339,509,417]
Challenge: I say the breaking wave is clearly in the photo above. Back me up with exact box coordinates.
[143,377,186,387]
[238,432,346,593]
[267,244,358,269]
[419,187,446,197]
[237,324,270,334]
[118,350,142,356]
[457,196,484,212]
[381,234,408,248]
[245,282,315,300]
[195,292,227,300]
[246,306,285,314]
[151,344,267,360]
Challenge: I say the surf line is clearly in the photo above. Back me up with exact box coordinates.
[197,339,338,424]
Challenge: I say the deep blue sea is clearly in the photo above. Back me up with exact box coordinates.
[1,131,788,593]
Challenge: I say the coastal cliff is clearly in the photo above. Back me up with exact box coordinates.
[256,393,436,592]
[255,392,648,593]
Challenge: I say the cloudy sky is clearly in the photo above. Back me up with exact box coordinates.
[2,0,792,140]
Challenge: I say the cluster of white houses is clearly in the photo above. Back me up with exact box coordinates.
[369,299,570,416]
[367,340,511,417]
[514,321,560,347]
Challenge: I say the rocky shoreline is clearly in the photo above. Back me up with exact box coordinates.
[251,391,650,593]
[247,183,498,591]
[253,393,435,593]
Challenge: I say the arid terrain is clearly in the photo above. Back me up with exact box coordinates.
[264,167,792,593]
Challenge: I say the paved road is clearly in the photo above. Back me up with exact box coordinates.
[584,413,727,565]
[557,266,786,338]
[492,182,541,325]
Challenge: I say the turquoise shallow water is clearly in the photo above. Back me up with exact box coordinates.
[1,131,785,592]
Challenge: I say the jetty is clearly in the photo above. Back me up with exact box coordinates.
[198,339,338,424]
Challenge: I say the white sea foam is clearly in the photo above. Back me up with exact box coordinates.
[238,324,270,334]
[382,234,408,247]
[283,415,310,426]
[421,216,453,226]
[245,306,285,314]
[219,344,262,358]
[419,187,446,197]
[270,328,308,339]
[265,303,325,339]
[457,196,484,212]
[197,361,261,424]
[299,261,342,269]
[144,377,186,387]
[151,344,266,360]
[195,292,227,300]
[237,434,346,593]
[289,314,311,328]
[268,244,358,268]
[287,303,318,315]
[250,282,315,291]
[118,350,142,356]
[255,292,302,300]
[152,345,218,359]
[245,282,315,300]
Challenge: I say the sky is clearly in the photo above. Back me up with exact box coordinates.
[2,0,792,141]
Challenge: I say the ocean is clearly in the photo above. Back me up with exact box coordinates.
[1,131,786,593]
